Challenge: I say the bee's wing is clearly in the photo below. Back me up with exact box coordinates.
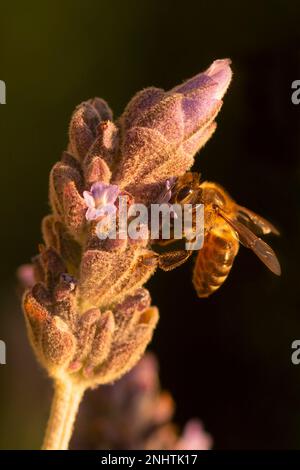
[236,205,280,236]
[159,250,192,271]
[220,211,281,276]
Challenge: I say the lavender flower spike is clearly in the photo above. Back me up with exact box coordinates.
[22,59,232,450]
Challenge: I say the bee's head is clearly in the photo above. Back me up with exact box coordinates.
[172,172,202,204]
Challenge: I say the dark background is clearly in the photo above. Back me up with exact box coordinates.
[0,0,299,449]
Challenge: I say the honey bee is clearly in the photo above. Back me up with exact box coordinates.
[151,172,281,297]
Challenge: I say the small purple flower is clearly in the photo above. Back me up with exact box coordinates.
[83,182,119,221]
[17,264,35,289]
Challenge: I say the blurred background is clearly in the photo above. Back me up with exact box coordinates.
[0,0,299,449]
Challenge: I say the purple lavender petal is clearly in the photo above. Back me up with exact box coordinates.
[83,191,96,209]
[90,182,107,205]
[94,204,117,219]
[85,207,100,221]
[103,185,119,205]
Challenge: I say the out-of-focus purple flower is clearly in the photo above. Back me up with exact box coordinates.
[175,419,213,450]
[83,182,119,221]
[72,353,212,450]
[17,264,35,289]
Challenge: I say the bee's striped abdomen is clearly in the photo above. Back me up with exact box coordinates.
[193,220,239,297]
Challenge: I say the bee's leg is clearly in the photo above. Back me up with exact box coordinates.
[159,250,192,271]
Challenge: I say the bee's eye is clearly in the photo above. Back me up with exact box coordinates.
[176,185,192,202]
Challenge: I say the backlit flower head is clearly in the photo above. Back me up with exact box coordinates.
[23,59,232,388]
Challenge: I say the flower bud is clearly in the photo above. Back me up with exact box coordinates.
[68,98,113,160]
[114,59,232,195]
